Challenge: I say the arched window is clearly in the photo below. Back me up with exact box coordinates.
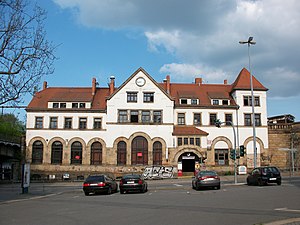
[71,141,82,164]
[51,141,63,164]
[131,136,148,165]
[32,141,43,164]
[153,141,162,165]
[91,142,102,165]
[117,141,126,165]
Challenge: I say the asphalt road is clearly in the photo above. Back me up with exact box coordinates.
[0,176,300,225]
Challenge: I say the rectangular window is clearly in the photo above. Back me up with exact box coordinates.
[153,111,162,124]
[177,138,182,146]
[180,99,187,104]
[119,110,128,123]
[35,117,43,129]
[93,118,102,129]
[222,100,229,105]
[215,149,229,165]
[130,110,139,123]
[195,138,200,146]
[225,114,233,126]
[127,92,137,102]
[143,92,154,103]
[209,113,217,125]
[184,138,188,145]
[72,103,78,108]
[178,113,185,125]
[254,97,260,106]
[244,96,260,106]
[79,103,86,108]
[49,117,58,129]
[141,111,150,123]
[189,138,194,145]
[53,103,59,108]
[213,99,219,105]
[79,118,87,129]
[255,114,261,126]
[191,99,198,105]
[64,117,72,129]
[60,103,66,108]
[194,113,201,125]
[244,114,252,126]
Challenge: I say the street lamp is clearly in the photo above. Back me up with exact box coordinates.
[239,36,257,168]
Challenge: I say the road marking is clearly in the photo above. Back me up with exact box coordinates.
[173,184,183,187]
[275,207,300,213]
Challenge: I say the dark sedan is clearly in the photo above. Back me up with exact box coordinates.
[192,170,221,190]
[83,174,118,196]
[247,166,281,186]
[119,174,148,194]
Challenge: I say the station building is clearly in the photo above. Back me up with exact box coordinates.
[25,67,269,178]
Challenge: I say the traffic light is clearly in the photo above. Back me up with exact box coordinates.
[240,145,245,157]
[215,119,222,128]
[230,149,236,160]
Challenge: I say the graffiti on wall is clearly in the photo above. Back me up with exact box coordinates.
[142,166,176,179]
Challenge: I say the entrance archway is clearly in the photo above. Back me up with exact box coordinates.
[178,152,201,173]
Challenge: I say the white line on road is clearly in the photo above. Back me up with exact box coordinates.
[274,207,300,213]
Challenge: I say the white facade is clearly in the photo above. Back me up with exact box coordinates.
[25,67,269,178]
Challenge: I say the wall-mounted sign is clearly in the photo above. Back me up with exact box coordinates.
[137,152,143,157]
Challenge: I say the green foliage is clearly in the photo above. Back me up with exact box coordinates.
[0,113,25,142]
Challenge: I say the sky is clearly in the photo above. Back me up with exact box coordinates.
[6,0,300,122]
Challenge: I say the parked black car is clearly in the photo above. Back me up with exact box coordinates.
[83,174,118,195]
[119,174,148,194]
[246,166,281,186]
[192,170,221,190]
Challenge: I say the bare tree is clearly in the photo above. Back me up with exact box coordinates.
[0,0,56,106]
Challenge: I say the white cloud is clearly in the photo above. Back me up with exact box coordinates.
[159,63,227,83]
[52,0,300,97]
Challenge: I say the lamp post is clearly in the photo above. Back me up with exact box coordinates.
[239,37,257,168]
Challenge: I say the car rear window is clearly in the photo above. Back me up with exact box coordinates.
[262,167,279,173]
[123,174,140,179]
[86,176,105,182]
[199,171,217,176]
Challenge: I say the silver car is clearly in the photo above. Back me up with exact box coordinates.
[192,170,221,190]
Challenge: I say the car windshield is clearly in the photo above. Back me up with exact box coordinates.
[86,175,105,182]
[198,171,217,176]
[123,174,140,179]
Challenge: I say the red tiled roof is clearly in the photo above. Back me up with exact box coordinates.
[173,126,208,136]
[27,87,110,110]
[231,68,268,91]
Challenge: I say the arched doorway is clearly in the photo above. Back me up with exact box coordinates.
[131,136,148,165]
[178,152,201,175]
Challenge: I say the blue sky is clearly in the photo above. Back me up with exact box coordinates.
[7,0,300,122]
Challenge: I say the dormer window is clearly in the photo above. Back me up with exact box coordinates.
[53,103,59,108]
[212,99,219,105]
[191,99,198,105]
[60,103,66,108]
[222,100,229,105]
[79,103,86,108]
[180,99,188,104]
[72,103,78,108]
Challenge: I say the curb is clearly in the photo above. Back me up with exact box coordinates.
[263,217,300,225]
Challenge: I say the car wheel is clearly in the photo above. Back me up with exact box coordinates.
[120,190,125,194]
[192,182,195,189]
[84,191,89,196]
[216,184,221,190]
[107,186,112,195]
[277,180,282,185]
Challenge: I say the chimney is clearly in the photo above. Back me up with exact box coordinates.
[43,81,47,90]
[92,78,96,96]
[224,79,228,85]
[165,75,170,94]
[109,76,115,95]
[195,78,202,85]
